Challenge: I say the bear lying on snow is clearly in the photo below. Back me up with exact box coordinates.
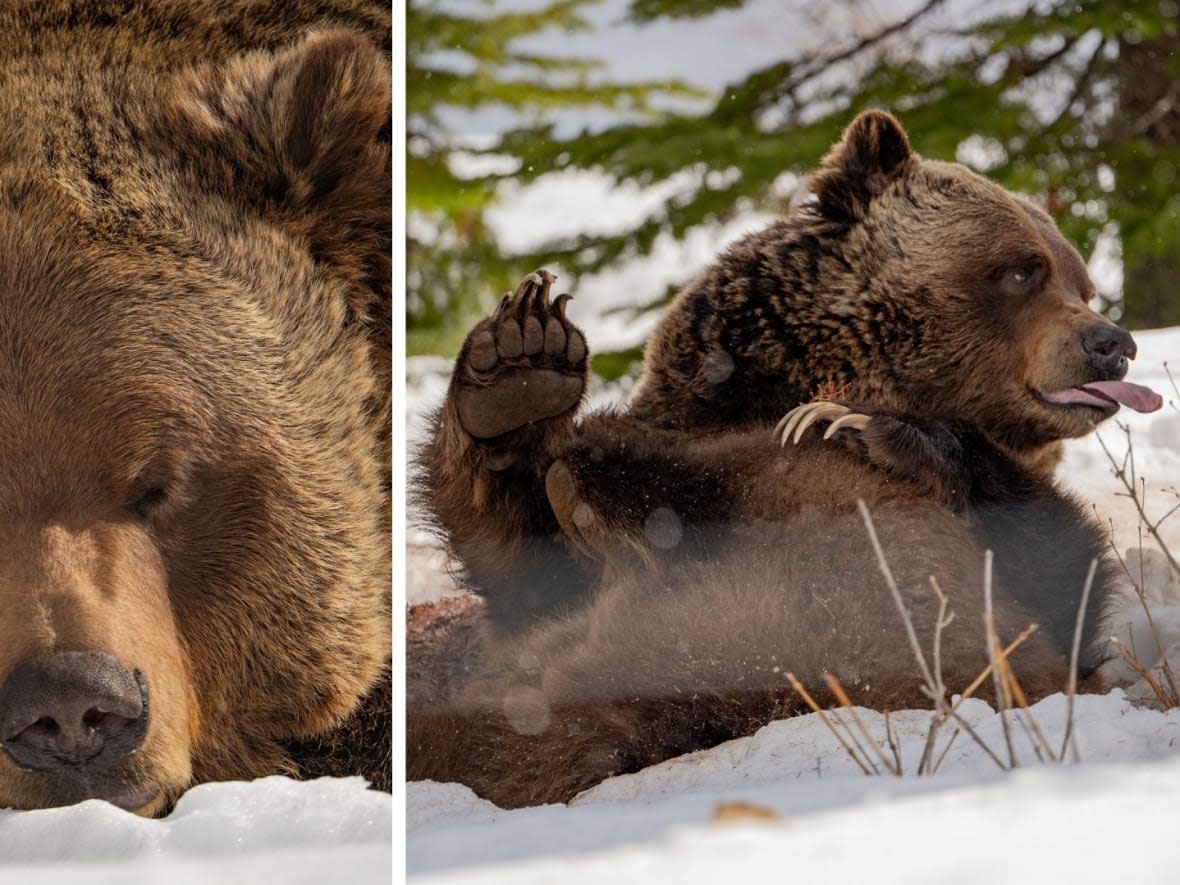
[410,110,1164,809]
[0,2,391,814]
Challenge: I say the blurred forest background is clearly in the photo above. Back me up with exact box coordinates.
[407,0,1180,380]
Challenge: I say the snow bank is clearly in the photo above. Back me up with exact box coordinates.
[0,777,391,885]
[409,692,1180,880]
[414,748,1180,883]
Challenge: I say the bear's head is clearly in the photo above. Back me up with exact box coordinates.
[0,31,390,814]
[807,110,1159,456]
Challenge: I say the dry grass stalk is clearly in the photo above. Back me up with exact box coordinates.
[794,503,1073,778]
[1109,636,1177,708]
[785,671,873,775]
[1095,423,1180,580]
[856,499,938,690]
[931,726,961,773]
[916,576,953,774]
[999,652,1057,763]
[884,711,903,776]
[857,501,1029,774]
[822,673,900,775]
[983,550,1019,768]
[1061,558,1098,762]
[1095,425,1180,707]
[948,625,1039,716]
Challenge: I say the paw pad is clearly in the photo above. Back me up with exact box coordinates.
[456,271,588,440]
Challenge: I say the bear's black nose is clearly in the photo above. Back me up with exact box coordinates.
[1080,324,1136,379]
[0,652,147,777]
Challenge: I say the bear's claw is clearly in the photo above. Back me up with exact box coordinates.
[776,401,870,446]
[456,270,588,441]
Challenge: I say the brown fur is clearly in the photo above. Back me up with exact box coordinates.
[0,2,390,812]
[410,112,1131,808]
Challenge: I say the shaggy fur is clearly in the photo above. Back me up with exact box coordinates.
[0,1,390,813]
[410,111,1141,810]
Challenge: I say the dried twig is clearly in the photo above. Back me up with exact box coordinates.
[785,672,873,775]
[1096,425,1180,580]
[983,550,1018,768]
[1002,659,1056,763]
[1095,424,1180,704]
[1061,558,1097,762]
[1165,362,1179,417]
[917,576,953,774]
[858,500,1020,774]
[857,500,937,690]
[1109,637,1175,707]
[1111,527,1180,704]
[884,711,904,776]
[930,726,961,774]
[823,673,898,776]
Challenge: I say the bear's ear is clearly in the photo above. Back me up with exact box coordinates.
[809,110,913,223]
[171,29,390,211]
[167,30,391,321]
[268,30,391,206]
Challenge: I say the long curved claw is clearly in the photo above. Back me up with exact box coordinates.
[551,292,572,321]
[822,413,871,439]
[492,291,515,319]
[777,401,871,446]
[773,410,795,442]
[778,402,830,445]
[793,402,850,443]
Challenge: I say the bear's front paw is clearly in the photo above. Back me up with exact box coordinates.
[456,270,588,440]
[775,401,871,446]
[775,402,970,508]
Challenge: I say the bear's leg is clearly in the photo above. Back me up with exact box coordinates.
[420,271,595,632]
[542,413,744,563]
[407,699,643,809]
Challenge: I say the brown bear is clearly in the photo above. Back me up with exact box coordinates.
[409,110,1163,809]
[0,1,391,815]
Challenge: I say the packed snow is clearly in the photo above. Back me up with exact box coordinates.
[0,776,391,884]
[405,166,1180,881]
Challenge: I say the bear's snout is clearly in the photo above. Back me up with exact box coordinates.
[1080,323,1136,379]
[0,652,148,785]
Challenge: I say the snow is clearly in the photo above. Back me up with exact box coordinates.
[407,692,1180,878]
[405,169,1180,881]
[413,744,1180,883]
[0,777,392,884]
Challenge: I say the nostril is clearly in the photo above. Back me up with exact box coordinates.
[0,652,148,774]
[32,716,60,736]
[1080,324,1135,373]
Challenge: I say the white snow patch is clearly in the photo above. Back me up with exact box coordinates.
[0,777,391,885]
[409,693,1180,880]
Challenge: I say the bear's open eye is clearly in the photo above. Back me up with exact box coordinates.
[127,487,168,519]
[999,260,1043,295]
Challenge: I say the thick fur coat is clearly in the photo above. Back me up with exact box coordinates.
[0,1,391,814]
[411,111,1147,809]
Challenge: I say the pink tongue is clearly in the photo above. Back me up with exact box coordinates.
[1042,380,1163,413]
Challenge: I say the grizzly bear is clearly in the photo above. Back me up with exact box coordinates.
[409,110,1164,809]
[0,2,390,814]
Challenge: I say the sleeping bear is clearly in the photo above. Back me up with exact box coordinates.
[410,110,1161,809]
[0,1,391,814]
